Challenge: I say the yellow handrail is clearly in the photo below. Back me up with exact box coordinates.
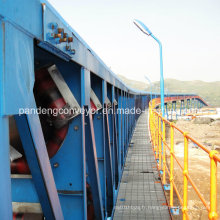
[170,123,174,208]
[183,132,188,219]
[148,101,219,220]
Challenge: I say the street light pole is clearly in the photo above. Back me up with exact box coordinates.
[144,75,152,103]
[134,19,165,117]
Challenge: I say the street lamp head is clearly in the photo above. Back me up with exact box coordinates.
[133,19,152,36]
[144,75,151,82]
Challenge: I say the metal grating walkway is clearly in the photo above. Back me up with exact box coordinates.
[113,110,171,220]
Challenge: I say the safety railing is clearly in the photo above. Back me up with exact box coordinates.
[149,100,220,220]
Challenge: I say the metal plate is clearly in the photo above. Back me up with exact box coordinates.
[12,202,42,213]
[48,65,81,115]
[105,97,111,108]
[91,89,102,110]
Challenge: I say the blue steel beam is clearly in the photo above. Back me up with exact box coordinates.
[113,100,119,191]
[104,104,114,216]
[0,26,10,220]
[0,117,12,219]
[84,108,104,220]
[174,101,177,120]
[110,86,119,198]
[171,102,174,120]
[117,92,123,176]
[121,92,125,166]
[81,67,90,220]
[91,76,106,213]
[14,111,63,220]
[108,85,115,196]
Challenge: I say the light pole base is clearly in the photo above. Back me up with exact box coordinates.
[163,184,170,191]
[170,206,179,215]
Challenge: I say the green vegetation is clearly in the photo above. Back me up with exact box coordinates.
[118,75,220,107]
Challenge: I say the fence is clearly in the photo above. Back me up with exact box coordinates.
[149,100,220,220]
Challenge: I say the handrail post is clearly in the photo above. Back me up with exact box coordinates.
[209,150,218,220]
[156,113,159,160]
[162,120,166,184]
[183,132,188,220]
[159,116,162,170]
[154,112,156,153]
[149,109,152,141]
[152,111,156,153]
[170,123,174,207]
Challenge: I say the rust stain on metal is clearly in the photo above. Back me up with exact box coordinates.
[59,38,67,43]
[68,37,73,43]
[58,28,64,33]
[54,33,61,38]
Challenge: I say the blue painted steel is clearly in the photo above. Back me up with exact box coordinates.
[114,93,119,186]
[125,94,128,153]
[92,76,106,212]
[81,68,91,106]
[189,99,192,112]
[93,111,106,210]
[14,113,63,220]
[104,105,114,216]
[1,21,35,116]
[0,1,43,39]
[151,34,165,117]
[121,92,125,166]
[84,108,104,219]
[108,86,115,195]
[186,99,189,113]
[117,94,122,177]
[40,1,149,95]
[49,63,86,219]
[183,99,186,115]
[11,178,39,203]
[174,101,177,120]
[180,100,183,116]
[81,68,89,220]
[0,117,12,219]
[113,101,119,191]
[0,0,150,95]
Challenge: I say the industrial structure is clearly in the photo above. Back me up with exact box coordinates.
[0,1,214,220]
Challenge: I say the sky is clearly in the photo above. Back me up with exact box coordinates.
[48,0,220,82]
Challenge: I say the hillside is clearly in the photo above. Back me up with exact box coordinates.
[118,75,220,107]
[118,75,148,91]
